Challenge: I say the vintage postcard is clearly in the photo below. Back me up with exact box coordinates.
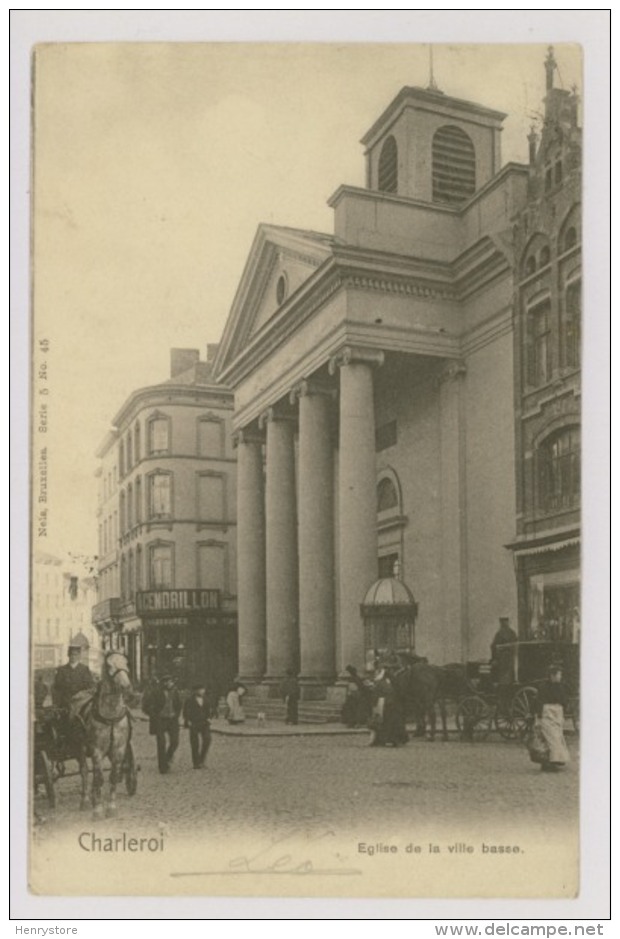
[21,30,607,910]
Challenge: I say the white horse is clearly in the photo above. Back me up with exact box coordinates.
[77,651,133,818]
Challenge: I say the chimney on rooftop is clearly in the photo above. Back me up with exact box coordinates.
[206,343,219,363]
[170,348,200,378]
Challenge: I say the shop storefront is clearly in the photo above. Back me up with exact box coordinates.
[137,589,238,697]
[512,535,580,643]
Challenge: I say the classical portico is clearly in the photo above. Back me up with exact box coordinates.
[232,343,391,692]
[215,83,525,693]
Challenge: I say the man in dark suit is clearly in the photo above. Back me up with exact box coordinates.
[490,616,518,686]
[142,674,182,773]
[183,685,212,769]
[52,645,96,749]
[52,645,95,710]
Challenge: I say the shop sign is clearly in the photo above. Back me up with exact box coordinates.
[136,589,220,614]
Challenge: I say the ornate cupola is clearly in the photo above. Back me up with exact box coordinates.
[361,83,506,205]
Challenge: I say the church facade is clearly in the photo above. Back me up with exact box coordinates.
[214,53,581,698]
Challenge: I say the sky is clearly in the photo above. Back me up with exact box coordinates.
[30,41,583,560]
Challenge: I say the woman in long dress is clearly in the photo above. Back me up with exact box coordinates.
[226,683,246,724]
[535,665,570,772]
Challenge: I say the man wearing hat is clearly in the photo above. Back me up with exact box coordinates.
[142,674,182,773]
[490,616,518,686]
[52,644,95,711]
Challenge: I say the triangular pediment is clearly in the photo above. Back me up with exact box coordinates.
[214,224,333,380]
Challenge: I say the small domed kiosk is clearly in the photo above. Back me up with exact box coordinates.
[360,562,418,669]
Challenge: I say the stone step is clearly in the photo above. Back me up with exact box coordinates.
[234,697,342,725]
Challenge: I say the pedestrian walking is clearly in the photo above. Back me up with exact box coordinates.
[183,684,212,769]
[534,665,570,772]
[225,682,247,725]
[281,669,300,725]
[143,674,182,773]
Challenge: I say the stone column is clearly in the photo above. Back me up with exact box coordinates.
[290,379,336,690]
[234,428,266,680]
[329,346,384,672]
[260,407,298,680]
[437,359,468,662]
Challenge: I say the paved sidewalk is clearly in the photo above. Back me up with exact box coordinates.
[210,717,369,737]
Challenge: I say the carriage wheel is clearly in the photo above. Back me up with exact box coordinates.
[455,696,492,742]
[511,686,538,739]
[37,751,56,809]
[494,700,518,739]
[123,744,138,796]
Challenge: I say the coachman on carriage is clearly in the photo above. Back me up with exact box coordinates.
[33,647,138,816]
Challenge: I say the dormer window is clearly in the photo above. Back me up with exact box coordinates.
[378,135,398,193]
[432,126,476,204]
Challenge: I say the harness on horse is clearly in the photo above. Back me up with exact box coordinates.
[75,655,132,737]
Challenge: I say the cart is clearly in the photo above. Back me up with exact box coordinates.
[455,641,579,741]
[33,705,139,808]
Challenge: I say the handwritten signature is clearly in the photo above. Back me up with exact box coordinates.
[171,829,362,877]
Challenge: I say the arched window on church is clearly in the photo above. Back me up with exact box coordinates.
[432,125,476,204]
[378,135,398,193]
[377,476,399,513]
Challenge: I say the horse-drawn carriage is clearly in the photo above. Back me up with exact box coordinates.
[454,640,579,742]
[33,651,138,814]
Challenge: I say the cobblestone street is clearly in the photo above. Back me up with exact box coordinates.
[35,713,579,840]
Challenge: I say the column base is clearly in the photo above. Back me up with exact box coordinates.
[299,677,336,701]
[261,676,288,699]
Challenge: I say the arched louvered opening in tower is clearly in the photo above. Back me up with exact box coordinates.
[432,125,476,205]
[378,135,398,193]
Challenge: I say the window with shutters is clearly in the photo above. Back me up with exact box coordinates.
[378,135,398,193]
[537,426,580,512]
[127,484,133,530]
[148,472,172,518]
[432,126,476,204]
[525,299,551,387]
[148,415,170,455]
[134,422,141,462]
[135,476,142,523]
[564,280,581,369]
[197,473,225,521]
[128,550,134,599]
[136,544,143,591]
[150,543,173,589]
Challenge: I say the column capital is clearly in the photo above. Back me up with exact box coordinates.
[258,406,297,430]
[232,427,264,448]
[328,345,385,375]
[436,359,467,387]
[289,378,336,405]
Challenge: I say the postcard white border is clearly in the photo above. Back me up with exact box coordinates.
[10,9,611,922]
